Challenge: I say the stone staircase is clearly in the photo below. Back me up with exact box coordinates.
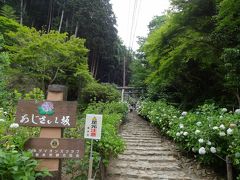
[106,112,200,180]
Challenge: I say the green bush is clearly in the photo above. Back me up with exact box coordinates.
[138,100,240,176]
[0,150,50,180]
[64,101,128,179]
[0,88,48,179]
[81,83,120,105]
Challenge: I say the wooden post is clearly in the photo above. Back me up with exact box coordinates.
[37,84,68,180]
[226,156,233,180]
[88,139,94,180]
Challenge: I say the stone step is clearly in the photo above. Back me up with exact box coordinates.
[117,154,176,162]
[122,150,175,156]
[124,139,163,144]
[122,134,159,137]
[126,146,170,151]
[126,142,165,147]
[122,137,162,141]
[121,129,155,131]
[122,135,160,138]
[109,161,181,171]
[107,174,192,180]
[107,168,191,180]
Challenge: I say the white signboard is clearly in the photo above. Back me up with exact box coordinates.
[84,114,103,140]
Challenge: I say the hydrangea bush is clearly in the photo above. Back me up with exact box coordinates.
[0,88,50,178]
[138,100,240,175]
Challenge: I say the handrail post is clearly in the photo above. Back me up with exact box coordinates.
[226,155,233,180]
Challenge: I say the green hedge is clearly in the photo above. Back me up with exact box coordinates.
[138,100,240,177]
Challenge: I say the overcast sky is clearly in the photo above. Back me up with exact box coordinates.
[110,0,171,50]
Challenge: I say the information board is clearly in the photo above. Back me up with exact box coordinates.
[84,114,102,140]
[16,100,77,127]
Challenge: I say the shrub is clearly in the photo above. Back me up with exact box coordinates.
[81,83,120,105]
[0,149,50,179]
[138,100,240,176]
[64,101,127,179]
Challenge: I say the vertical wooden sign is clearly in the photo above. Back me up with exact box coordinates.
[16,84,84,180]
[37,84,67,179]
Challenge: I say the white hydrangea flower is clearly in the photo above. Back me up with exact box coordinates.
[176,132,181,136]
[10,123,19,128]
[210,147,216,153]
[198,138,204,143]
[180,131,184,135]
[219,124,225,130]
[219,115,223,119]
[179,116,184,120]
[179,124,184,129]
[196,111,200,115]
[227,128,233,135]
[235,109,240,114]
[3,111,7,115]
[195,130,201,135]
[0,119,5,122]
[181,111,187,116]
[219,131,226,136]
[169,122,172,125]
[198,147,206,155]
[221,108,227,113]
[207,141,212,145]
[213,126,219,130]
[183,132,188,136]
[196,121,202,126]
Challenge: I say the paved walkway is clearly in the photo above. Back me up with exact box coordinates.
[106,112,219,180]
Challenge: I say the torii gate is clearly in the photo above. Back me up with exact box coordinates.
[117,86,144,102]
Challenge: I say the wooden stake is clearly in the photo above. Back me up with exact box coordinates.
[88,139,94,180]
[226,156,233,180]
[37,84,68,180]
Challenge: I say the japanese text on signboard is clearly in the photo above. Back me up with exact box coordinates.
[84,114,102,140]
[16,100,77,127]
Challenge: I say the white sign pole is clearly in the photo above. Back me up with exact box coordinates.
[88,139,94,180]
[84,114,103,180]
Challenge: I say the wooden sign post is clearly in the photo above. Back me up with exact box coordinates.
[15,84,84,180]
[36,85,66,179]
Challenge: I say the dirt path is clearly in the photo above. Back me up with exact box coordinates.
[106,112,221,180]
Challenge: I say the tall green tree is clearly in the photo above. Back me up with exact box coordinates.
[214,0,240,107]
[0,4,17,20]
[2,17,92,99]
[1,0,126,85]
[142,0,226,108]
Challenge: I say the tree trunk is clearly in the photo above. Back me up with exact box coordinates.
[65,17,68,30]
[95,58,99,79]
[47,0,53,33]
[235,88,240,108]
[58,9,64,32]
[91,53,96,75]
[74,21,79,37]
[20,0,23,24]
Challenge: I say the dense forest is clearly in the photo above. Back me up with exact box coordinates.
[0,0,131,86]
[131,0,240,109]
